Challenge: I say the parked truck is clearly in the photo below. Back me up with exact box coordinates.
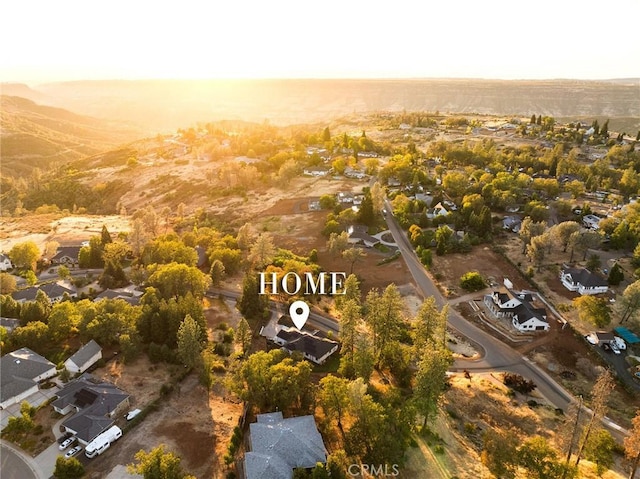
[85,425,122,458]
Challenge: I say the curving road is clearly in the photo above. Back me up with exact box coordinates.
[0,442,39,479]
[382,199,574,407]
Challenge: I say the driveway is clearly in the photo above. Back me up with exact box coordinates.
[1,386,60,429]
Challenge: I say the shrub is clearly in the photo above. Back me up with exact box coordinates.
[459,271,486,292]
[503,372,536,394]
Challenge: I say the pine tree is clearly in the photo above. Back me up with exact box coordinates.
[530,114,536,125]
[177,314,205,369]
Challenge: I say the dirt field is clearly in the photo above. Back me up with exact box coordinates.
[85,370,241,479]
[430,245,531,298]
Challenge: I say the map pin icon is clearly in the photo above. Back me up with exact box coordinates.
[289,300,310,330]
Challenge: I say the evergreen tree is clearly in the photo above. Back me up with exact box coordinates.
[235,317,252,357]
[177,315,204,369]
[608,262,624,285]
[530,114,536,125]
[101,224,113,246]
[238,272,268,321]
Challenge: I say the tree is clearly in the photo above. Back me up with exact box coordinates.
[527,233,551,271]
[518,436,577,479]
[53,456,84,479]
[249,233,276,268]
[8,241,40,271]
[551,221,581,253]
[209,259,226,287]
[586,253,601,271]
[327,231,349,257]
[413,347,452,428]
[413,297,447,350]
[235,317,252,357]
[370,182,385,214]
[57,265,70,281]
[48,302,81,342]
[574,370,614,466]
[519,217,547,254]
[364,284,405,366]
[238,272,268,321]
[147,263,211,300]
[236,223,255,250]
[318,375,350,436]
[624,410,640,479]
[459,271,486,292]
[319,194,338,210]
[435,225,454,255]
[357,194,375,226]
[101,224,113,246]
[481,429,519,479]
[573,295,611,327]
[128,444,196,479]
[620,280,640,323]
[0,272,17,294]
[100,241,130,288]
[342,247,366,275]
[337,299,362,376]
[608,262,624,286]
[176,315,204,369]
[583,429,616,476]
[141,237,197,266]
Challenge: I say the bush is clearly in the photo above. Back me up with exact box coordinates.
[503,372,536,394]
[459,271,486,292]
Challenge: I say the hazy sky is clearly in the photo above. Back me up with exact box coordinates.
[2,0,639,83]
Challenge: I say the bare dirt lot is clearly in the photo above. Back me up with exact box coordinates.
[85,371,241,479]
[430,245,531,297]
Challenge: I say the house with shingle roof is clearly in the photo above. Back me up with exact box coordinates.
[273,326,339,365]
[64,340,103,374]
[347,225,380,248]
[12,282,77,303]
[0,348,57,409]
[244,412,327,479]
[0,253,13,271]
[53,374,130,445]
[50,246,82,265]
[560,266,608,295]
[484,289,549,332]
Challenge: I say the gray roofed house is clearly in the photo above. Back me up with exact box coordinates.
[50,246,82,265]
[273,327,339,364]
[484,289,550,332]
[12,282,77,303]
[244,412,327,479]
[64,340,103,374]
[1,348,57,409]
[94,288,140,305]
[53,374,130,445]
[0,253,12,271]
[347,225,380,248]
[560,267,608,295]
[0,317,20,333]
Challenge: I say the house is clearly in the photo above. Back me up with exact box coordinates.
[344,167,367,179]
[12,282,77,304]
[94,288,141,305]
[52,374,130,445]
[503,215,522,232]
[64,340,103,374]
[273,326,339,365]
[244,412,327,479]
[0,253,12,271]
[0,317,20,333]
[484,289,550,332]
[347,225,380,248]
[337,192,354,204]
[303,166,330,177]
[560,267,608,295]
[50,246,82,265]
[426,202,450,219]
[308,200,321,211]
[582,214,601,230]
[387,177,402,187]
[1,348,57,409]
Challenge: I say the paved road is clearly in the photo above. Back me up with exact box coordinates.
[1,442,40,479]
[383,199,573,408]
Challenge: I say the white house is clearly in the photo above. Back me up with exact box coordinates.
[560,267,608,295]
[582,214,601,230]
[303,166,330,177]
[0,254,12,271]
[64,340,103,374]
[1,348,57,409]
[426,202,450,219]
[347,225,380,248]
[484,289,550,332]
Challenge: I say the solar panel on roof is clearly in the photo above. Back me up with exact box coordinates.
[74,388,98,408]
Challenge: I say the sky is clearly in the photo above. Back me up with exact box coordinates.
[2,0,639,83]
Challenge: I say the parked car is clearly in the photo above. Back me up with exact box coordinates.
[614,336,627,350]
[59,437,76,450]
[64,445,82,459]
[611,343,621,355]
[57,432,73,444]
[126,409,142,421]
[585,334,598,345]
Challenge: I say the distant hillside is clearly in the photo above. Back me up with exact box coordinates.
[0,95,140,176]
[29,78,640,133]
